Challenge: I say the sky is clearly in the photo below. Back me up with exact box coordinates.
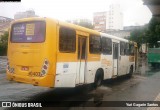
[0,0,152,26]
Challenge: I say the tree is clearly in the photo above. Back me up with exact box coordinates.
[0,31,8,55]
[145,17,160,48]
[129,17,160,49]
[129,27,146,49]
[76,20,94,29]
[145,18,155,47]
[66,19,94,29]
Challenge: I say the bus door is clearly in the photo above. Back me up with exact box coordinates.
[76,36,87,84]
[118,42,127,75]
[113,43,119,76]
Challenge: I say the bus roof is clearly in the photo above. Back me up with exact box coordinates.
[11,17,136,45]
[100,33,128,42]
[58,20,100,35]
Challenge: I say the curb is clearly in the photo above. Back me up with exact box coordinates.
[0,70,6,73]
[0,56,7,59]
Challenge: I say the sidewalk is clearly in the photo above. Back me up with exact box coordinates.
[0,57,7,72]
[0,56,7,59]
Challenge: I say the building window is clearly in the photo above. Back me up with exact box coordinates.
[89,35,101,54]
[59,26,76,52]
[101,37,112,55]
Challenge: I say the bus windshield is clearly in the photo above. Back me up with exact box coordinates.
[148,48,160,54]
[11,21,46,43]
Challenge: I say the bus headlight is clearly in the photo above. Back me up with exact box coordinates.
[40,59,49,76]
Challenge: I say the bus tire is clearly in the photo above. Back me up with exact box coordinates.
[94,69,103,88]
[128,66,133,77]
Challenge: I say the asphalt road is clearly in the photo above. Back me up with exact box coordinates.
[0,71,159,110]
[0,57,160,110]
[0,58,6,72]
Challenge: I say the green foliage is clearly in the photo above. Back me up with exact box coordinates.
[129,27,146,48]
[129,17,160,49]
[146,18,160,48]
[0,31,8,56]
[66,19,94,29]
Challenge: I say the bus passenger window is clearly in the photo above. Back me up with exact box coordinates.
[113,43,118,59]
[59,27,76,52]
[89,35,101,54]
[120,42,125,55]
[125,43,129,55]
[101,37,112,55]
[129,44,134,55]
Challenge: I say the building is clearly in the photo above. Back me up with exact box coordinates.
[0,16,12,23]
[68,18,92,24]
[14,10,38,20]
[106,25,145,39]
[93,12,107,32]
[106,4,123,30]
[93,4,123,32]
[106,30,130,39]
[0,16,13,37]
[123,26,144,31]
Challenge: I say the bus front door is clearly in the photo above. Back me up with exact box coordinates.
[76,36,87,84]
[113,43,119,76]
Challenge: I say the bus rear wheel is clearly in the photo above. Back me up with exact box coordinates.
[128,66,133,77]
[94,70,103,88]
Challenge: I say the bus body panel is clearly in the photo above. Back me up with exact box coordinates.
[55,62,77,87]
[148,48,160,64]
[100,54,113,79]
[148,53,160,63]
[119,55,129,75]
[54,25,102,87]
[7,18,57,87]
[7,17,137,88]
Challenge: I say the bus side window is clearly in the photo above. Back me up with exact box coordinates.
[59,27,76,53]
[125,43,129,55]
[101,37,112,55]
[129,44,134,56]
[89,35,101,54]
[120,41,125,55]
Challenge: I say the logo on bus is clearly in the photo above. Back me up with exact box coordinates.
[101,59,111,66]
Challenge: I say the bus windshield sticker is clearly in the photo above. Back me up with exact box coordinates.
[13,24,25,36]
[26,23,35,36]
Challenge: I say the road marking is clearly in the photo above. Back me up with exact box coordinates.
[147,92,160,110]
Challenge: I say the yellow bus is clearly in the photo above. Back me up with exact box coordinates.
[7,17,138,88]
